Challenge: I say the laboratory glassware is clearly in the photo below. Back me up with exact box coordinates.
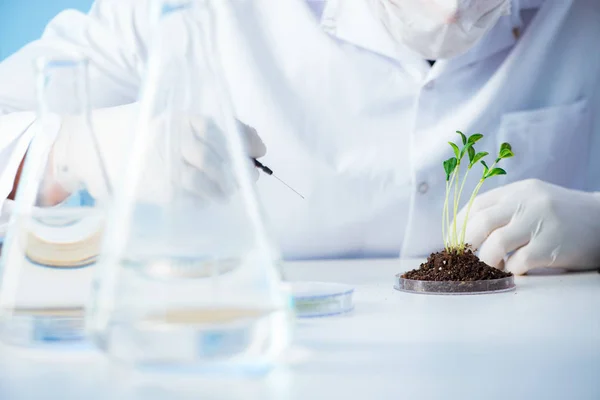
[87,0,293,373]
[0,56,110,346]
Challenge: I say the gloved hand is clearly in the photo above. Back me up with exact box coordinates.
[46,102,265,204]
[457,179,600,275]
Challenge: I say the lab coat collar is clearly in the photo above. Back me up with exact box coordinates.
[324,0,545,82]
[428,13,519,80]
[321,0,399,63]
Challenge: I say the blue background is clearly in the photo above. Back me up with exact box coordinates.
[0,0,97,207]
[0,0,94,61]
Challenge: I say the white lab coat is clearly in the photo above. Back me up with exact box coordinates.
[0,0,598,260]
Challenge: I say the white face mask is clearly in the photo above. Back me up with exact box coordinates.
[369,0,512,60]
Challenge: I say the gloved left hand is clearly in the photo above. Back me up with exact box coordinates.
[457,179,600,275]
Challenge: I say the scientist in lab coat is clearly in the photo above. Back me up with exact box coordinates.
[0,0,599,275]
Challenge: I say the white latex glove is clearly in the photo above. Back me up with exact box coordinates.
[48,102,265,204]
[458,179,600,275]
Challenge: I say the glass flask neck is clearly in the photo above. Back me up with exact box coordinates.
[35,57,91,119]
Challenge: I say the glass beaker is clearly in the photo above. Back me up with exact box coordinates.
[0,57,111,346]
[87,0,293,373]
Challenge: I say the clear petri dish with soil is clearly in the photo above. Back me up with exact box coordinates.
[394,249,516,295]
[394,274,515,295]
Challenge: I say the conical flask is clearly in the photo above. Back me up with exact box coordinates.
[0,57,111,346]
[87,0,292,371]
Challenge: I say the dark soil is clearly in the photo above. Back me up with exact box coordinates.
[403,248,512,282]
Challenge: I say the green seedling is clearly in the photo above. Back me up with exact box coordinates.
[442,132,514,253]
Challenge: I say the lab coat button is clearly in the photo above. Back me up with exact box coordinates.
[322,20,335,34]
[424,81,435,90]
[418,182,429,194]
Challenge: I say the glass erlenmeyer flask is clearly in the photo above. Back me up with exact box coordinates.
[87,0,292,372]
[0,57,110,346]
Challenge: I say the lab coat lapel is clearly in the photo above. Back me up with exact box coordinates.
[428,16,519,80]
[323,0,396,60]
[431,0,549,78]
[325,0,526,81]
[324,0,430,81]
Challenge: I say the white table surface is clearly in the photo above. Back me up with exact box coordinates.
[0,258,598,400]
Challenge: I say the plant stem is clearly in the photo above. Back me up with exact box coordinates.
[457,168,470,210]
[452,162,461,248]
[445,169,458,249]
[455,167,471,250]
[442,181,449,250]
[458,161,497,250]
[459,180,484,250]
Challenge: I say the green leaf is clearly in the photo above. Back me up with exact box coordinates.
[459,142,473,160]
[499,148,514,159]
[481,160,489,176]
[485,167,507,179]
[456,131,467,145]
[468,133,484,145]
[467,146,475,164]
[500,142,512,153]
[443,157,458,181]
[449,142,460,159]
[470,151,489,168]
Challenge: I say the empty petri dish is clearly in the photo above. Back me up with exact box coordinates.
[289,282,354,318]
[394,273,515,295]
